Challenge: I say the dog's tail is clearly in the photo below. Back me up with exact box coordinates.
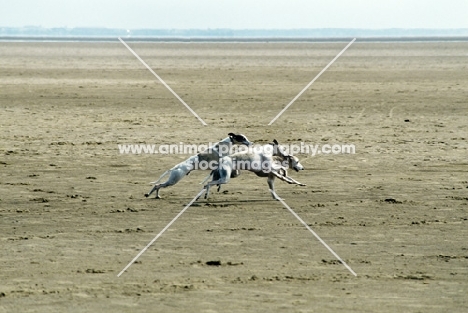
[150,170,169,185]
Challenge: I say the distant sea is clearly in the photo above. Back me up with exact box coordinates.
[1,27,468,42]
[1,36,468,42]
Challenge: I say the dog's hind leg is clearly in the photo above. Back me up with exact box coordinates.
[145,183,162,199]
[204,165,232,199]
[204,178,229,199]
[200,170,215,199]
[145,170,173,198]
[145,167,189,199]
[206,167,225,198]
[205,169,234,197]
[200,171,214,185]
[217,169,241,192]
[211,169,221,193]
[150,170,170,185]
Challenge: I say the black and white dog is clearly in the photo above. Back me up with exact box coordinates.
[145,133,251,198]
[203,140,305,200]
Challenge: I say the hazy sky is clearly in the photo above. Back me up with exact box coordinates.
[2,0,467,29]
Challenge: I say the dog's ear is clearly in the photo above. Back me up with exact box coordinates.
[273,139,278,145]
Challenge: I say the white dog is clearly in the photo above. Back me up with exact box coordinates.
[145,133,251,199]
[203,140,305,200]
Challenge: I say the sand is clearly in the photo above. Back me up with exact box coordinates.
[1,40,467,312]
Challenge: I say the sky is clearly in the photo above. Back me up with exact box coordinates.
[2,0,467,29]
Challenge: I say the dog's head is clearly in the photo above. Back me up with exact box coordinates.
[285,155,304,172]
[228,133,252,146]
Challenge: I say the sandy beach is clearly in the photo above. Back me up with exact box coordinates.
[1,40,467,312]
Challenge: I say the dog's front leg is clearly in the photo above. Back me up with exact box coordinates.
[267,175,283,200]
[272,170,305,186]
[271,170,293,183]
[285,176,306,186]
[278,172,306,186]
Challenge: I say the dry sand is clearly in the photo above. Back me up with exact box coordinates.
[1,41,467,312]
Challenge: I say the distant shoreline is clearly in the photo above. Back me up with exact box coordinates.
[1,36,468,42]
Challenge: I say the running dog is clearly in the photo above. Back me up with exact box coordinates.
[145,133,251,199]
[203,140,305,200]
